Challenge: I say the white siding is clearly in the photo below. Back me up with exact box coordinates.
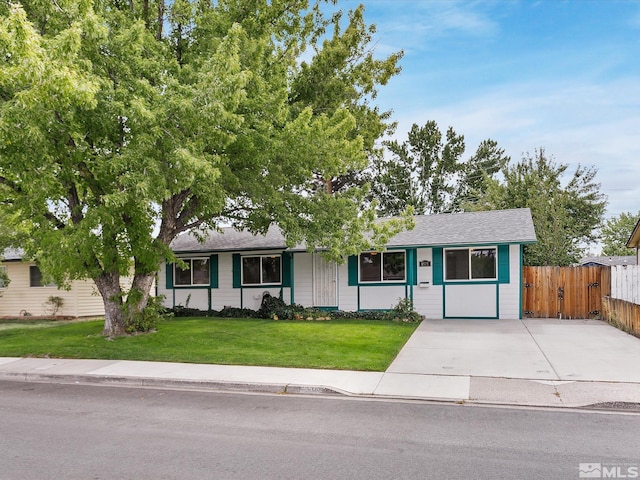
[359,285,406,310]
[498,244,522,319]
[412,248,443,318]
[157,263,172,306]
[336,262,358,311]
[73,279,105,317]
[242,287,282,310]
[293,252,313,307]
[445,284,498,318]
[0,261,104,317]
[213,253,240,309]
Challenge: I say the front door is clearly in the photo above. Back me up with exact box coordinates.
[313,254,337,307]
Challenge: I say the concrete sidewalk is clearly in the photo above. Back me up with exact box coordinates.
[1,318,640,409]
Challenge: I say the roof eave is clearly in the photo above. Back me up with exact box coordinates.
[626,218,640,248]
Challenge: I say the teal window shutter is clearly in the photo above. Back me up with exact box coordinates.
[232,254,241,288]
[498,245,510,283]
[407,248,418,285]
[282,252,292,287]
[348,255,358,286]
[432,248,443,285]
[166,263,174,289]
[209,255,219,288]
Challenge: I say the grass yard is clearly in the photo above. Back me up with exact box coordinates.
[0,317,419,371]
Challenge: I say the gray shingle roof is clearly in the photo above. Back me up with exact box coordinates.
[1,248,24,261]
[387,208,536,247]
[171,208,536,253]
[580,255,637,266]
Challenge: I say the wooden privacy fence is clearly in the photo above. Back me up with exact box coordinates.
[610,265,640,304]
[602,297,640,336]
[522,266,611,319]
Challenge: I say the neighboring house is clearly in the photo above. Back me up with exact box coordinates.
[0,248,105,318]
[627,216,640,265]
[580,256,637,267]
[159,208,537,320]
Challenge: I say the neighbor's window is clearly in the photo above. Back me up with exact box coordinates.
[359,251,406,283]
[174,258,210,286]
[445,248,496,281]
[242,255,281,285]
[29,266,55,287]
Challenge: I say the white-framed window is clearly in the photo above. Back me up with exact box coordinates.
[0,265,7,288]
[445,247,497,281]
[29,266,56,287]
[242,255,281,286]
[359,251,406,283]
[174,258,210,286]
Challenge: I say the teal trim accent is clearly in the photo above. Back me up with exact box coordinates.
[232,254,241,288]
[238,284,282,289]
[519,244,524,320]
[432,248,443,285]
[498,244,510,284]
[165,263,174,289]
[356,281,409,287]
[442,280,498,285]
[170,285,210,290]
[348,255,358,286]
[407,248,418,285]
[289,254,295,304]
[357,286,360,311]
[209,255,219,289]
[282,252,293,287]
[408,248,416,303]
[315,306,338,311]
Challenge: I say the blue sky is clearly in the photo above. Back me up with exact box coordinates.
[351,0,640,221]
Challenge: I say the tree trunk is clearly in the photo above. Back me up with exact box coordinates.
[125,272,156,315]
[94,272,126,337]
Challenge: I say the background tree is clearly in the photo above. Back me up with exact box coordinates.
[600,211,639,256]
[465,149,606,265]
[371,121,466,216]
[452,139,510,210]
[0,0,411,336]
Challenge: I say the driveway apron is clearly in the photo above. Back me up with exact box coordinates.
[387,318,640,383]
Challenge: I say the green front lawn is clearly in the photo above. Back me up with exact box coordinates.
[0,317,419,371]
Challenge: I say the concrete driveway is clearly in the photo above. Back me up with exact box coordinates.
[388,318,640,383]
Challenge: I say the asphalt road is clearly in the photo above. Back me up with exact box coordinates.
[1,380,639,480]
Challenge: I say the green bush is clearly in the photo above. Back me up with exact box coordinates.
[164,295,422,323]
[257,294,306,320]
[123,293,166,333]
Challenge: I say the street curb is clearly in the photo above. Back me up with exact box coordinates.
[0,371,346,396]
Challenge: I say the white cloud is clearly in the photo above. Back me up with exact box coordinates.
[387,77,640,218]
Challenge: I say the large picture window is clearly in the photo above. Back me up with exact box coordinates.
[242,255,281,285]
[174,258,210,286]
[359,251,406,283]
[445,248,496,281]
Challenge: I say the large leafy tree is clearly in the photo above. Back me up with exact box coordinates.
[600,211,639,256]
[466,149,607,266]
[0,0,410,336]
[371,121,466,216]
